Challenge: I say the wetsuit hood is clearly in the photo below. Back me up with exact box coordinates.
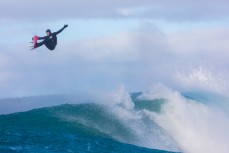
[46,29,51,33]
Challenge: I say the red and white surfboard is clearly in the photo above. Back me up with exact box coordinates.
[30,35,39,50]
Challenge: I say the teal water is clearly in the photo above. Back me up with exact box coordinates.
[0,103,179,153]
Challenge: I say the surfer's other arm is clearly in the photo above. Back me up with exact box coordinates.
[37,36,48,40]
[53,25,68,35]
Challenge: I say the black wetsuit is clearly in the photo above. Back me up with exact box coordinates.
[35,26,67,50]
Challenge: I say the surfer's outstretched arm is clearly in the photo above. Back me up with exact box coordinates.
[32,36,47,40]
[53,24,68,35]
[38,36,49,40]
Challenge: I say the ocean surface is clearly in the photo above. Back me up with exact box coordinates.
[1,86,229,153]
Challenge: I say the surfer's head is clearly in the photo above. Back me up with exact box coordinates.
[46,29,51,36]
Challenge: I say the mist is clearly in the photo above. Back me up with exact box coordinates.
[0,22,228,98]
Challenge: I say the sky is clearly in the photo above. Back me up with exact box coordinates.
[0,0,229,98]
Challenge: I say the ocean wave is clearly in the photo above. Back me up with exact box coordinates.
[1,94,180,152]
[1,85,229,153]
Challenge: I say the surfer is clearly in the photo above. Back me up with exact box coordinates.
[32,24,68,50]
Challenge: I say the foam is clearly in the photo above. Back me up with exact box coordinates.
[142,86,229,153]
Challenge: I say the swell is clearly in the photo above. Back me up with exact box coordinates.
[1,104,131,139]
[1,100,180,152]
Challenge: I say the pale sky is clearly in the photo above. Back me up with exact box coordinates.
[0,0,229,98]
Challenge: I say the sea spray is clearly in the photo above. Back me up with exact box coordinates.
[140,85,229,153]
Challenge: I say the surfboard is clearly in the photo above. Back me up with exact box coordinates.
[30,35,38,50]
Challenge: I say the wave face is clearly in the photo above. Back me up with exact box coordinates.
[0,104,173,153]
[1,85,229,153]
[0,93,181,153]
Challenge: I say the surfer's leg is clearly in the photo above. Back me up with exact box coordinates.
[44,41,55,51]
[34,41,45,48]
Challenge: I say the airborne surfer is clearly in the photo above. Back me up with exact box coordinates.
[32,24,68,50]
